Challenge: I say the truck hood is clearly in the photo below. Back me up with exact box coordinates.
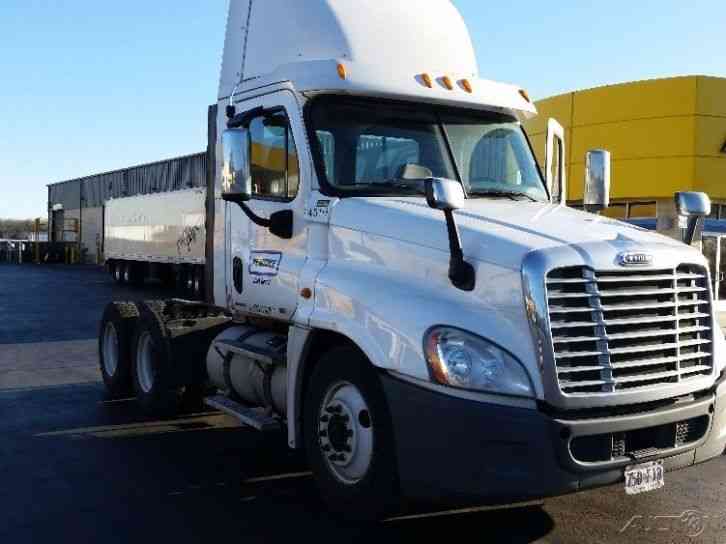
[329,197,685,270]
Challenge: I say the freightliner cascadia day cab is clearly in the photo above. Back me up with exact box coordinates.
[98,0,726,519]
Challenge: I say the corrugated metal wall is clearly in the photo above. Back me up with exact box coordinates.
[48,152,207,210]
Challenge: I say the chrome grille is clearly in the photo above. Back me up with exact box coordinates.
[546,265,713,395]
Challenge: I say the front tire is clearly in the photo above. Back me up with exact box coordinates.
[304,346,400,521]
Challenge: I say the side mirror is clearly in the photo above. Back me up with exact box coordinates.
[424,178,474,291]
[221,128,252,203]
[675,191,711,217]
[675,191,711,246]
[424,178,465,211]
[545,118,566,205]
[583,149,611,214]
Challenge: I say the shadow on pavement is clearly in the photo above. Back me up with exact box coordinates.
[0,382,555,543]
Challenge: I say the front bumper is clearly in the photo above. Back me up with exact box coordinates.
[381,372,726,504]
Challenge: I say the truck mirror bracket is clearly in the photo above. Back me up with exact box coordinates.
[444,209,476,291]
[230,201,293,240]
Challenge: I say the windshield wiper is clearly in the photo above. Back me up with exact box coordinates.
[468,190,539,202]
[364,179,425,194]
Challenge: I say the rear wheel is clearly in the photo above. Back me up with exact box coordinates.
[304,346,400,521]
[192,266,205,300]
[113,261,124,284]
[131,307,184,415]
[98,302,139,398]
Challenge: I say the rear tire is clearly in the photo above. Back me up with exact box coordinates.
[113,261,124,284]
[98,302,139,398]
[192,266,205,301]
[304,346,400,521]
[131,304,184,416]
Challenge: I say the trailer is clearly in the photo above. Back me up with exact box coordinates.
[104,188,206,298]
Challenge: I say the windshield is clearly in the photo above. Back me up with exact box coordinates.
[309,97,547,201]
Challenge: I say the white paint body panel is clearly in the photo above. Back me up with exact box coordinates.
[306,198,714,401]
[218,0,535,119]
[223,89,312,319]
[104,189,206,264]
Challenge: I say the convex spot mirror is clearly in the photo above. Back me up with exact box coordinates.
[675,192,711,218]
[221,128,252,203]
[583,149,611,213]
[675,191,711,246]
[424,178,465,211]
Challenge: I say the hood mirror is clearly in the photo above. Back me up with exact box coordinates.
[425,178,475,291]
[425,177,465,210]
[583,149,611,214]
[675,191,711,246]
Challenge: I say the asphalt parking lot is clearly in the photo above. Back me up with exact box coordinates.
[1,264,725,543]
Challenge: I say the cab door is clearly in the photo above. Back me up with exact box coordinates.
[225,90,308,321]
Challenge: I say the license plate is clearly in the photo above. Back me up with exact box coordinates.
[624,460,664,495]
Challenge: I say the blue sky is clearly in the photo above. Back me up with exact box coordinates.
[1,0,724,219]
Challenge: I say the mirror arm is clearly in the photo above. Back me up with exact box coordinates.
[443,209,475,291]
[684,216,703,246]
[233,201,271,228]
[229,201,293,239]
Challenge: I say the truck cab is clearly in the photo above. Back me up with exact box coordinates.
[99,0,726,520]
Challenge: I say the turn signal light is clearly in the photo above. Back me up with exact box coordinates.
[460,79,473,93]
[421,73,433,88]
[441,76,454,90]
[337,63,347,80]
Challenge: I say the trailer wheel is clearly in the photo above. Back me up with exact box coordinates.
[98,302,139,398]
[192,266,205,300]
[122,262,134,284]
[113,261,124,284]
[304,346,400,521]
[131,307,184,416]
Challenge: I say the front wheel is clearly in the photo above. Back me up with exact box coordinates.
[304,346,400,521]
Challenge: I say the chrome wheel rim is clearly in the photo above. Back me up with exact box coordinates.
[136,331,155,394]
[318,380,373,485]
[102,322,119,377]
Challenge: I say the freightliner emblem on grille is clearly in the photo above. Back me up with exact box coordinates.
[617,252,654,266]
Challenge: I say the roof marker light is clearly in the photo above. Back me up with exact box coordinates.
[421,73,433,88]
[519,89,531,103]
[460,79,473,93]
[441,76,454,90]
[337,63,347,80]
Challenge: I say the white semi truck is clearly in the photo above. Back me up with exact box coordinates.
[104,188,207,298]
[98,0,726,519]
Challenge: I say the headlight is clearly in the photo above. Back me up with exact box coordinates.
[424,326,534,397]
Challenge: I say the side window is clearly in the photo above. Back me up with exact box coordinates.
[249,112,299,200]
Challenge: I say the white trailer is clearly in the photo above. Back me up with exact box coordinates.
[104,188,206,298]
[97,0,726,520]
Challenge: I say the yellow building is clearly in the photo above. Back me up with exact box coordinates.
[525,76,726,225]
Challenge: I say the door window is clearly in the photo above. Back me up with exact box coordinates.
[249,112,299,200]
